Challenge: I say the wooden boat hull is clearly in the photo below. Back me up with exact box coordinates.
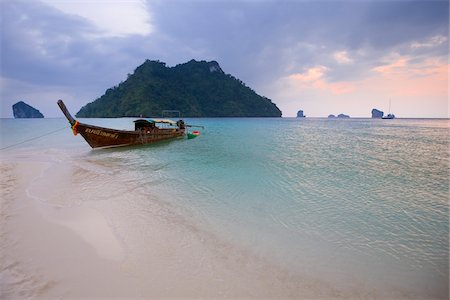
[58,100,185,149]
[76,122,185,149]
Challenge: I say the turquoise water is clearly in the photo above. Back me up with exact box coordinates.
[1,117,449,297]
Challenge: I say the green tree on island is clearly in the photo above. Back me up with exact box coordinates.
[76,60,282,118]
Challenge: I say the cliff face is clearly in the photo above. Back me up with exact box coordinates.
[371,109,384,118]
[297,110,305,117]
[76,59,282,118]
[12,101,44,118]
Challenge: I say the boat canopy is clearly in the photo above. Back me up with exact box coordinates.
[147,118,177,125]
[134,119,153,124]
[134,119,156,131]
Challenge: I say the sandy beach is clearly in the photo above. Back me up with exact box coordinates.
[0,154,347,299]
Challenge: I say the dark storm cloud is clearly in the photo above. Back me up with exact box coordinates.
[2,1,154,87]
[145,0,448,85]
[2,1,95,85]
[1,0,448,117]
[1,0,158,115]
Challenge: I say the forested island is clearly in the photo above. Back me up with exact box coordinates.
[76,60,282,118]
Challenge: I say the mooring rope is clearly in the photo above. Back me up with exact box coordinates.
[0,126,68,151]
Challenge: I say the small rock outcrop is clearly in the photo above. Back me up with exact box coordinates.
[297,110,305,118]
[337,114,350,118]
[12,101,44,118]
[328,114,336,118]
[371,109,384,118]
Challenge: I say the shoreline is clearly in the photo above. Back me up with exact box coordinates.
[0,154,344,298]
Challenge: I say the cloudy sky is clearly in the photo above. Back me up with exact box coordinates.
[1,0,448,118]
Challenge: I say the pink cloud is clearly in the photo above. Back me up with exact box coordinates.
[333,51,353,64]
[370,56,448,97]
[373,57,408,75]
[286,66,355,95]
[284,56,447,98]
[270,55,448,117]
[288,66,328,83]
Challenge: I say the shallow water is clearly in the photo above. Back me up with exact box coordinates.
[1,117,448,297]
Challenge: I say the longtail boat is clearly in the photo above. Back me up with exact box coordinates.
[57,100,188,149]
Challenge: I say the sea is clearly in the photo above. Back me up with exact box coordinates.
[1,117,449,298]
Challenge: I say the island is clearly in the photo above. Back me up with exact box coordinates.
[297,110,305,118]
[337,114,350,118]
[76,59,282,118]
[328,114,350,119]
[371,109,384,118]
[12,101,44,118]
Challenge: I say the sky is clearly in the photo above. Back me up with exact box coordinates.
[1,0,448,118]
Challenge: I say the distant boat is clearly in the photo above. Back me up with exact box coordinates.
[57,100,202,149]
[382,113,395,119]
[382,99,395,119]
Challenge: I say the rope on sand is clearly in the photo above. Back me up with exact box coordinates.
[0,126,68,151]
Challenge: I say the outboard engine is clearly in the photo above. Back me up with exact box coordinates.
[176,120,185,129]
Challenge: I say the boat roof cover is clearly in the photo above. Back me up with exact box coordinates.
[147,118,177,125]
[134,119,154,124]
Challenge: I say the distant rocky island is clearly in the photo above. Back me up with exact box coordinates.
[371,109,384,118]
[12,101,44,118]
[297,110,305,118]
[328,113,350,119]
[76,59,282,118]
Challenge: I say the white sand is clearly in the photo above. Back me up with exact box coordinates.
[0,156,367,298]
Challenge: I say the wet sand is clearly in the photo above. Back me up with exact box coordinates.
[0,156,348,299]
